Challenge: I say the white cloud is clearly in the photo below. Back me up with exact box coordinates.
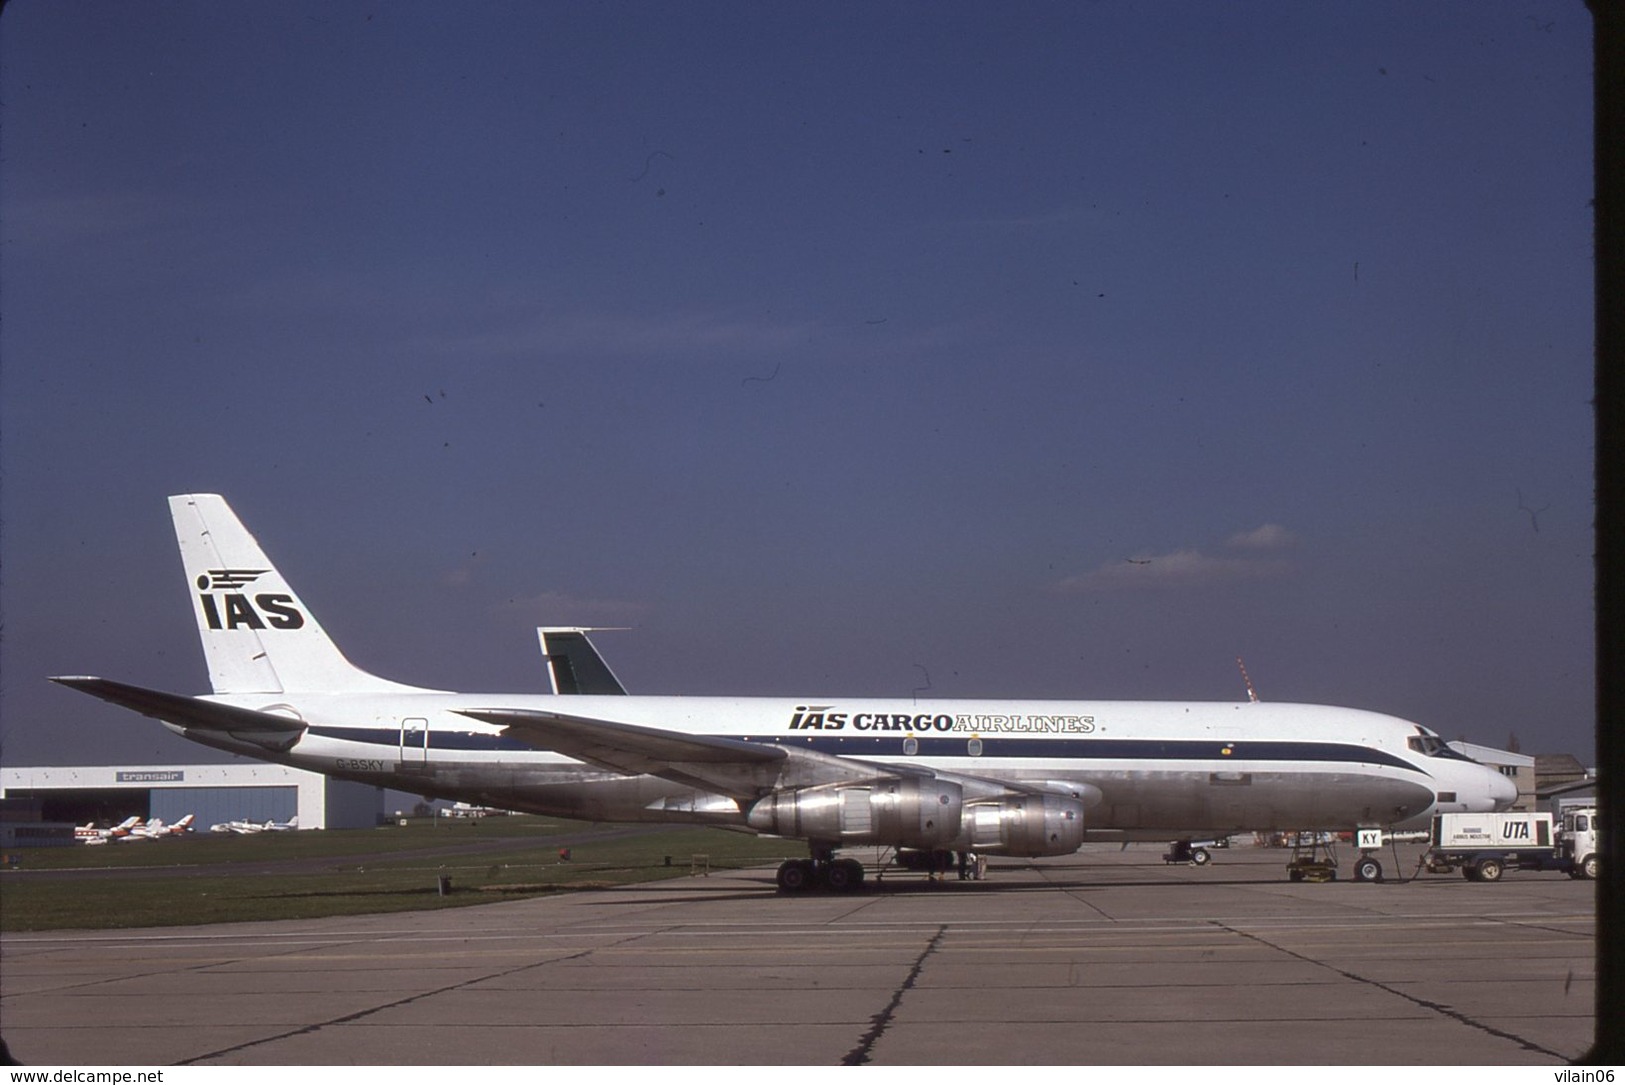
[1054,525,1297,593]
[1226,523,1296,550]
[1056,549,1285,592]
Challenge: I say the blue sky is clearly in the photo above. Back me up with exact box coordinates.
[1,2,1595,767]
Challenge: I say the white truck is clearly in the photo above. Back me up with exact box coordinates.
[1424,806,1599,882]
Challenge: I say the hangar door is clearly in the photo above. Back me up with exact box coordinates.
[152,786,297,828]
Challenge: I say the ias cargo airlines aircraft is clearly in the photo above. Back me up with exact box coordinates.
[54,495,1516,891]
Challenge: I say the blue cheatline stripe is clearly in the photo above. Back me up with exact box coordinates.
[305,725,1427,775]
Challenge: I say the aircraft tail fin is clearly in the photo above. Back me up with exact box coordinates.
[538,627,629,694]
[170,495,431,695]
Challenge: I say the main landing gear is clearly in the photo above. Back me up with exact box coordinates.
[775,856,866,893]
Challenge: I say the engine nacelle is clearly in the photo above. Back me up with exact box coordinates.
[745,778,964,849]
[957,794,1086,856]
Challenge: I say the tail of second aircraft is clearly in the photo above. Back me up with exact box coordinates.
[170,494,430,695]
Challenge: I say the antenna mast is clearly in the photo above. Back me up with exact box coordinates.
[1236,656,1259,703]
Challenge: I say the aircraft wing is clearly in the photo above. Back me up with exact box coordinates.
[454,706,1092,808]
[50,676,306,752]
[457,707,949,799]
[457,707,802,797]
[460,707,783,771]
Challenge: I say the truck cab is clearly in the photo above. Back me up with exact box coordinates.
[1560,806,1599,880]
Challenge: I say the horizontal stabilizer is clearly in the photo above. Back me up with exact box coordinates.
[51,676,306,751]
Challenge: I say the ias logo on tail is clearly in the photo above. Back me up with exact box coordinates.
[198,568,268,591]
[195,570,305,630]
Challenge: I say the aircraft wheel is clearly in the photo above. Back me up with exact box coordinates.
[1190,848,1212,866]
[1475,858,1503,882]
[776,859,815,892]
[824,859,863,892]
[1354,857,1383,883]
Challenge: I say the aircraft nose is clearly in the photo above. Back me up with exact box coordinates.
[1490,770,1518,811]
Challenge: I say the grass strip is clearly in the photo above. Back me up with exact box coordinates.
[0,818,796,930]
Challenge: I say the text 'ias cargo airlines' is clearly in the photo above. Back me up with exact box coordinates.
[53,495,1516,892]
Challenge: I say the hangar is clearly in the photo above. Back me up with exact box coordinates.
[0,763,382,833]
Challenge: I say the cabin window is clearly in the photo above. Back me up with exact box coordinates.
[902,737,919,756]
[967,738,983,757]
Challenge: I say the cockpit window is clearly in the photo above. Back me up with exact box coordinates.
[1408,733,1447,756]
[1408,728,1477,762]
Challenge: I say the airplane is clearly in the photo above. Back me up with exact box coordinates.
[128,813,195,838]
[53,494,1517,891]
[117,816,165,841]
[75,815,141,844]
[208,817,271,834]
[209,819,252,834]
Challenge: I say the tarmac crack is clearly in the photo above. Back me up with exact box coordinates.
[1034,865,1117,920]
[840,924,945,1066]
[175,935,643,1065]
[1211,921,1569,1061]
[1481,915,1595,939]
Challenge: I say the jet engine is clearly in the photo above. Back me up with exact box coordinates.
[745,778,963,849]
[744,780,1086,857]
[957,794,1085,856]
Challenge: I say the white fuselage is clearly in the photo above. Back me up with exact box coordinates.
[175,692,1513,836]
